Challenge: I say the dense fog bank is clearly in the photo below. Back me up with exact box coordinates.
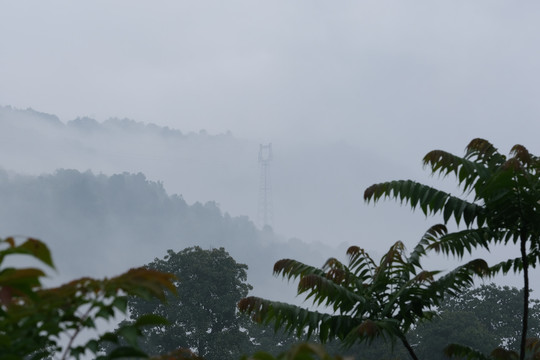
[0,105,422,251]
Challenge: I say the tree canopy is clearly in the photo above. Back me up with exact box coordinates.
[123,246,299,360]
[125,247,252,360]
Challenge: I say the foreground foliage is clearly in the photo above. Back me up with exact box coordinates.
[238,225,488,360]
[365,138,540,360]
[0,236,177,360]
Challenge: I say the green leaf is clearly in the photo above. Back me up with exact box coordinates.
[108,346,148,359]
[17,238,55,269]
[99,332,119,344]
[0,267,46,286]
[134,313,169,327]
[112,296,128,313]
[117,326,140,347]
[95,306,115,320]
[85,339,99,354]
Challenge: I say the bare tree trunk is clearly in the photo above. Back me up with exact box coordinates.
[400,335,419,360]
[519,231,529,360]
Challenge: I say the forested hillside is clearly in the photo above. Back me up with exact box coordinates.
[0,105,254,226]
[0,105,414,252]
[0,168,329,300]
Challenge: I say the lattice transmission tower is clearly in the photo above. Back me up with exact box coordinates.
[258,143,273,229]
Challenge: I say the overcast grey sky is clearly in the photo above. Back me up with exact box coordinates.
[2,1,540,154]
[1,0,540,301]
[2,1,540,268]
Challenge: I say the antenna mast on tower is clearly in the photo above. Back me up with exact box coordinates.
[258,143,273,229]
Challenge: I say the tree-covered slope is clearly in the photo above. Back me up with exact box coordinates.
[0,105,409,250]
[0,168,328,301]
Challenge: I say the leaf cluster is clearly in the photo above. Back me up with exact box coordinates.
[0,236,177,360]
[238,224,488,350]
[365,138,540,250]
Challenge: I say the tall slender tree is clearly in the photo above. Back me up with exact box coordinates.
[364,138,540,360]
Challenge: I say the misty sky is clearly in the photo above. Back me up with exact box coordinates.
[2,1,540,287]
[2,1,540,153]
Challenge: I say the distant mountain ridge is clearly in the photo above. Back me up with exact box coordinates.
[1,105,232,137]
[0,105,256,222]
[0,105,418,269]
